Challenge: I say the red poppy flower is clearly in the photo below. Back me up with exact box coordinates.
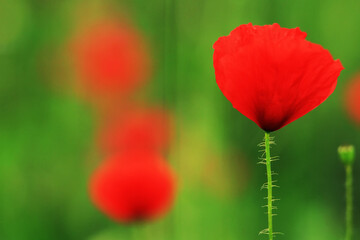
[213,23,344,132]
[89,152,176,223]
[70,19,151,97]
[344,73,360,125]
[98,107,173,155]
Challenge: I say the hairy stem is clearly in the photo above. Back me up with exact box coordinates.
[345,164,353,240]
[265,132,273,240]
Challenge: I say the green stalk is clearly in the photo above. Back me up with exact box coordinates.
[264,132,273,240]
[338,145,355,240]
[345,164,353,240]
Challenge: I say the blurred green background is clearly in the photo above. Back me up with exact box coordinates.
[0,0,360,239]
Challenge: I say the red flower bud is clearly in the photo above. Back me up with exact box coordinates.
[89,152,176,223]
[213,23,344,132]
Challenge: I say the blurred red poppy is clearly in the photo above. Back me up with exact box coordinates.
[89,152,176,223]
[213,23,344,132]
[98,107,173,155]
[345,73,360,125]
[70,19,151,97]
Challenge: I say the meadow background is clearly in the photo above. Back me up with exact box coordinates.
[0,0,360,239]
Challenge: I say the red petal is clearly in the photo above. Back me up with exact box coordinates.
[213,23,344,131]
[89,152,176,223]
[70,19,151,97]
[345,73,360,125]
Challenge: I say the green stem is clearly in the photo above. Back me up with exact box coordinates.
[264,132,273,240]
[345,164,353,240]
[132,225,142,240]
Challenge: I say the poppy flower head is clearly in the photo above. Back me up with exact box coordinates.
[89,152,176,223]
[213,23,344,132]
[70,19,151,97]
[344,73,360,125]
[98,107,173,155]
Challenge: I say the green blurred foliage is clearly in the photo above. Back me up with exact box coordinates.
[0,0,359,239]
